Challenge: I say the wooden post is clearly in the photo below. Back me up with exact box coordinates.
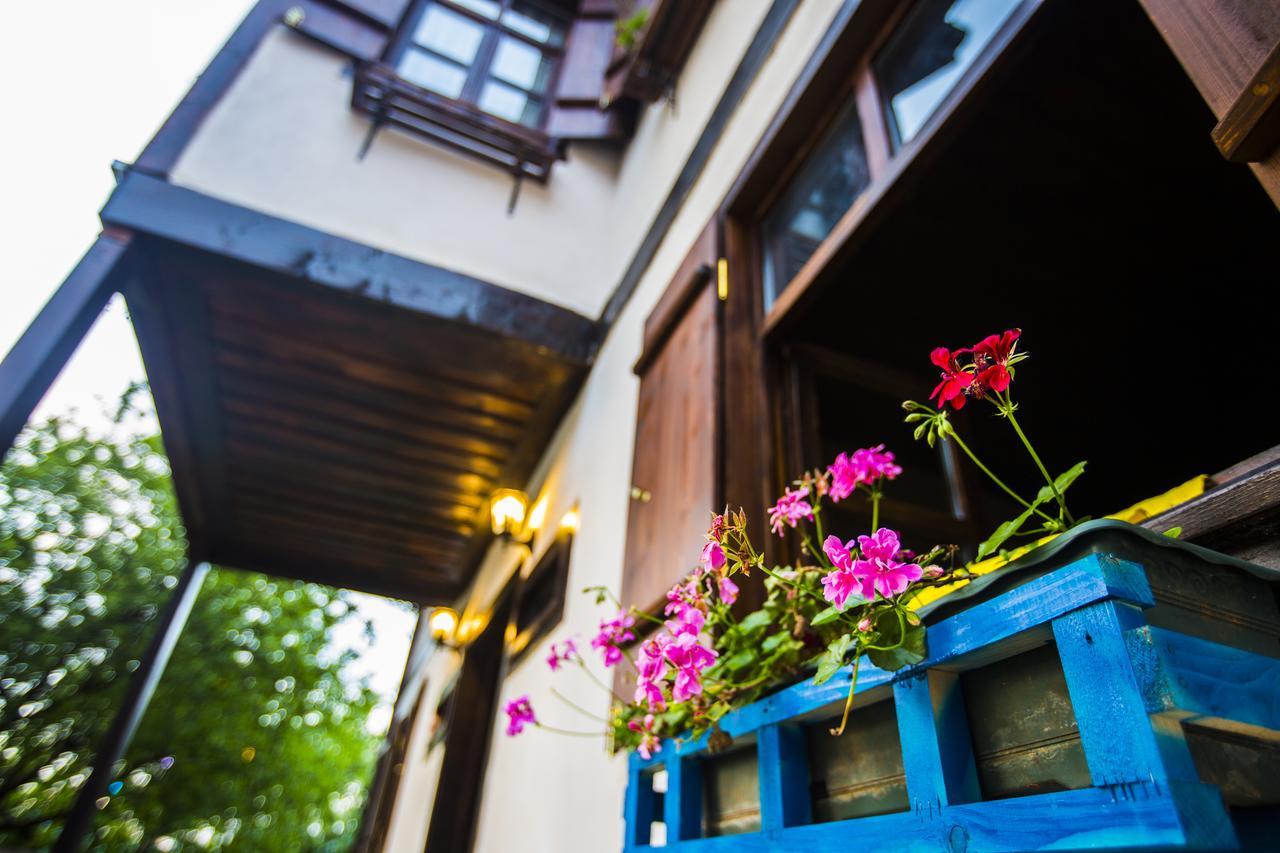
[53,560,209,852]
[0,231,132,456]
[663,752,703,842]
[756,723,811,831]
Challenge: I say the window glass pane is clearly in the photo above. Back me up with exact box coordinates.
[501,1,567,47]
[412,3,487,65]
[451,0,501,19]
[490,36,554,94]
[874,0,1023,147]
[760,102,869,309]
[398,49,469,98]
[478,79,541,126]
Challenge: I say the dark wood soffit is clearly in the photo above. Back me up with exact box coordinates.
[101,172,598,364]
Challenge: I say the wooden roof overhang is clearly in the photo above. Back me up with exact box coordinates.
[100,173,597,603]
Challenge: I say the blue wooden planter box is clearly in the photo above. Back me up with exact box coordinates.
[623,522,1280,851]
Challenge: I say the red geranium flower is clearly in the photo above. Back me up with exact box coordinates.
[929,347,974,410]
[972,329,1021,395]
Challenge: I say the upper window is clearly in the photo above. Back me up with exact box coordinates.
[873,0,1023,148]
[395,0,569,129]
[761,102,870,310]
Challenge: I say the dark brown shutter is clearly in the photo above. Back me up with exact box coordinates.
[546,4,628,140]
[285,0,413,62]
[620,222,721,617]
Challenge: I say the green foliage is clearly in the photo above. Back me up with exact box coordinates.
[614,8,649,51]
[0,407,390,850]
[977,461,1087,559]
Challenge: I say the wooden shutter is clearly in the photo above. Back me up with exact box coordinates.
[546,2,629,140]
[620,223,721,615]
[1137,0,1280,204]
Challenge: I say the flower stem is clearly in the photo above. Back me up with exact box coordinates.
[946,427,1060,527]
[550,687,608,723]
[535,722,602,738]
[759,565,829,609]
[1002,396,1075,524]
[870,490,881,534]
[575,659,627,703]
[830,652,862,736]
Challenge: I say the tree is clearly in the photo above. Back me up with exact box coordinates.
[0,394,399,850]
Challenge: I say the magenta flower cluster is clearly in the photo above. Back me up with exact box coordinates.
[504,695,536,736]
[768,486,814,535]
[627,713,662,760]
[590,611,636,667]
[545,637,578,672]
[821,528,923,609]
[828,444,901,501]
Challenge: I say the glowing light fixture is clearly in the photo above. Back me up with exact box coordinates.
[559,506,581,534]
[428,606,459,643]
[490,488,530,539]
[526,495,548,536]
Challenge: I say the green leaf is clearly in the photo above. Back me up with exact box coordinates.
[813,634,853,686]
[865,614,926,672]
[738,610,773,633]
[1033,461,1087,507]
[811,605,841,627]
[1163,526,1183,539]
[976,505,1037,560]
[761,630,791,653]
[724,649,755,672]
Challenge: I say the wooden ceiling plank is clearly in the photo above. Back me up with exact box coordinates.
[227,467,476,535]
[221,396,504,481]
[223,418,494,496]
[233,490,469,549]
[217,367,512,463]
[211,323,536,424]
[212,347,525,444]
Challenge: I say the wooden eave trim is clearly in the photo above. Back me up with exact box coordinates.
[1211,37,1280,163]
[100,172,599,364]
[1144,456,1280,543]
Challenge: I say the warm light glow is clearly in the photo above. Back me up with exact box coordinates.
[559,506,581,533]
[490,488,529,537]
[526,495,548,534]
[428,607,459,642]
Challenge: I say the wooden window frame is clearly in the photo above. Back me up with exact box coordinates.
[508,528,574,667]
[388,0,570,129]
[716,0,1046,570]
[354,0,575,182]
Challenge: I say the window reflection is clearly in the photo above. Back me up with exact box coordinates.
[875,0,1023,148]
[760,102,870,309]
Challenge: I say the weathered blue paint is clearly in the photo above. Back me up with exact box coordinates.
[623,552,1274,851]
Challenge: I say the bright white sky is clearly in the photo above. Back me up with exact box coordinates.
[0,3,415,723]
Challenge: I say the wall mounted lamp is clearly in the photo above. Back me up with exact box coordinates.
[427,606,460,648]
[489,488,532,542]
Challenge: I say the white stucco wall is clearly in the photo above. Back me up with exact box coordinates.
[169,0,848,848]
[374,2,847,851]
[169,0,776,320]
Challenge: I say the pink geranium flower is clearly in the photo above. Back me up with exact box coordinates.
[701,541,726,572]
[591,611,636,667]
[930,347,974,410]
[504,695,536,736]
[545,638,578,672]
[635,634,672,711]
[828,446,901,502]
[769,486,814,536]
[628,714,663,760]
[718,574,739,605]
[821,568,861,609]
[664,633,717,702]
[852,528,923,599]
